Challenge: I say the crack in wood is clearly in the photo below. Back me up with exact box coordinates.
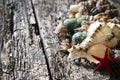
[30,0,53,80]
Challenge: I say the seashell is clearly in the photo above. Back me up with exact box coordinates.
[96,0,108,7]
[77,16,87,26]
[68,44,109,64]
[54,22,68,38]
[56,0,120,65]
[63,18,78,31]
[94,13,109,21]
[78,5,87,14]
[60,39,70,52]
[70,5,80,13]
[75,12,83,19]
[107,22,120,39]
[87,44,109,64]
[90,7,101,15]
[87,0,95,8]
[72,31,87,45]
[66,11,75,18]
[63,18,78,30]
[68,44,87,61]
[79,21,119,50]
[74,21,90,32]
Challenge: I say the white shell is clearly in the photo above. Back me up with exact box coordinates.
[75,12,82,19]
[79,21,119,49]
[70,5,80,13]
[87,44,108,64]
[68,44,108,64]
[68,21,120,63]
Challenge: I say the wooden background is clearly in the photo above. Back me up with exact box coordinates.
[0,0,120,80]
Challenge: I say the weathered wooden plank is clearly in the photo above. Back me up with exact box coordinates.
[0,0,120,80]
[0,0,49,80]
[32,0,120,80]
[0,0,15,79]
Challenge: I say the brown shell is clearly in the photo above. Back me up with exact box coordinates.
[94,13,109,21]
[54,22,68,38]
[66,11,75,18]
[68,44,109,64]
[87,44,108,64]
[60,39,71,52]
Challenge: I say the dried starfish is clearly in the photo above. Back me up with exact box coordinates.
[92,47,120,74]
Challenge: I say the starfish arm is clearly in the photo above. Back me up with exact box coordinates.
[109,58,120,63]
[92,55,103,61]
[105,64,112,75]
[94,63,104,72]
[104,48,109,59]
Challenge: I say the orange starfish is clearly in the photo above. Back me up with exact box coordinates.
[92,48,120,75]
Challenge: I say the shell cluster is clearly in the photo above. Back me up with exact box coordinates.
[55,0,120,64]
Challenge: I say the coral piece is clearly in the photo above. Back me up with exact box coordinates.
[92,47,120,74]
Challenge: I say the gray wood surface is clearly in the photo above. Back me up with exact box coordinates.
[0,0,120,80]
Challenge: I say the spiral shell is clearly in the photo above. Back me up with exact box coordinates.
[79,21,119,50]
[68,44,109,64]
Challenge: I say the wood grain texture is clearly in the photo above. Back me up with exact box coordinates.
[0,0,120,80]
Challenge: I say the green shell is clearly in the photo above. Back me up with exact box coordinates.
[63,18,78,31]
[63,17,87,31]
[77,16,87,26]
[72,31,87,45]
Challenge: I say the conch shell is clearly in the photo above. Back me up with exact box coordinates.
[79,21,119,50]
[68,44,109,64]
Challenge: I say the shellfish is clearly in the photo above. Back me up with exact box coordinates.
[60,39,71,52]
[72,31,87,45]
[68,44,109,64]
[68,21,120,63]
[55,0,120,64]
[79,21,119,49]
